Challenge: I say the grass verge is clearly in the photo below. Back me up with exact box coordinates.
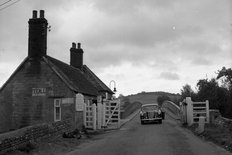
[184,123,232,153]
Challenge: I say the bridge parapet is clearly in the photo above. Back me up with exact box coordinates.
[162,101,180,120]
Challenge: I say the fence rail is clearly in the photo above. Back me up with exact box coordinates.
[192,100,209,124]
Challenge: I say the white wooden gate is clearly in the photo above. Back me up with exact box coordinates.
[103,99,120,129]
[83,98,120,130]
[182,97,209,126]
[83,101,96,130]
[192,101,209,124]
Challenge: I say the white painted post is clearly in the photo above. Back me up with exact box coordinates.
[198,116,205,133]
[206,100,209,123]
[83,103,86,127]
[92,104,97,130]
[186,97,193,126]
[97,103,102,129]
[102,100,106,127]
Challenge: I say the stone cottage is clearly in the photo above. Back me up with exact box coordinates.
[0,10,113,133]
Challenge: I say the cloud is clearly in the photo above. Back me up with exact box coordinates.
[191,58,212,66]
[159,72,180,80]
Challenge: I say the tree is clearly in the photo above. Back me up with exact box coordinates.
[216,67,232,118]
[217,67,232,91]
[118,94,124,98]
[180,84,196,100]
[216,87,230,116]
[196,78,220,109]
[157,95,170,106]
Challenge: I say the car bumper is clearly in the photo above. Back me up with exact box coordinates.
[140,117,162,121]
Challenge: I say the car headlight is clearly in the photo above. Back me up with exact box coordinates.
[158,110,161,115]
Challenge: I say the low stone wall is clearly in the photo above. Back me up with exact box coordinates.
[214,116,232,132]
[209,109,221,124]
[0,119,73,154]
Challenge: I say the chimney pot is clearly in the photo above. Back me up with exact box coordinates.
[28,10,48,59]
[40,10,45,18]
[32,10,37,19]
[77,43,81,49]
[70,42,83,69]
[72,42,76,48]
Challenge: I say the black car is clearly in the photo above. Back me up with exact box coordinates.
[140,104,163,124]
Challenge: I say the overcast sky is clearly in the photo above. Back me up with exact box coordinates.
[0,0,231,96]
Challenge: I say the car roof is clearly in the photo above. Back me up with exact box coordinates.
[141,103,158,107]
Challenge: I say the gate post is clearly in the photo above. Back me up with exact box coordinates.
[92,104,97,130]
[102,100,106,127]
[83,103,86,127]
[97,103,102,129]
[198,116,205,133]
[206,100,209,123]
[97,96,102,129]
[186,97,193,126]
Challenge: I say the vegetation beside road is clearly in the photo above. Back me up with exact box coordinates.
[185,123,232,153]
[180,67,232,118]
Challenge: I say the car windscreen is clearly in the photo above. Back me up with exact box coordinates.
[141,105,159,111]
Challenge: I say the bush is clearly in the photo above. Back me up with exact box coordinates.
[18,141,37,153]
[157,95,170,106]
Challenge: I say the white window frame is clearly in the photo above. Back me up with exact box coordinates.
[54,99,61,122]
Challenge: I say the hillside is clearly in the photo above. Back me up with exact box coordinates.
[119,91,181,119]
[123,91,181,105]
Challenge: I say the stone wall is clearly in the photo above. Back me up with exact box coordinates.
[0,119,73,154]
[214,116,232,132]
[209,109,221,124]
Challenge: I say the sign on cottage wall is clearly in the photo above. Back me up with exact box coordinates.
[76,93,84,111]
[32,88,46,96]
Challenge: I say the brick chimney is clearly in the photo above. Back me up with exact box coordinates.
[28,10,48,59]
[70,42,84,69]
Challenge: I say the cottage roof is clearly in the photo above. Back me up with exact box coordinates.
[0,56,109,97]
[44,56,98,96]
[82,65,114,94]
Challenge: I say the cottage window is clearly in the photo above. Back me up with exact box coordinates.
[54,99,61,121]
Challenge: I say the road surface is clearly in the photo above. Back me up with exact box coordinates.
[67,114,232,155]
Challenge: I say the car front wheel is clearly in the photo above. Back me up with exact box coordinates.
[141,120,144,125]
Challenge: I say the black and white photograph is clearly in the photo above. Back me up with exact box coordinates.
[0,0,231,154]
